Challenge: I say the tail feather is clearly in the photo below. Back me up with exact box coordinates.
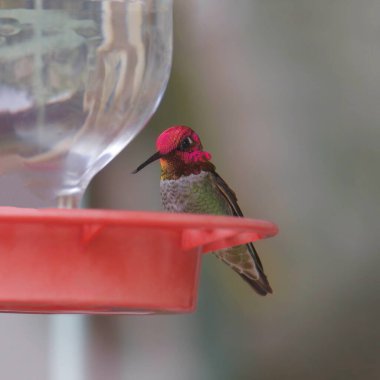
[244,242,273,295]
[236,268,273,296]
[215,242,273,296]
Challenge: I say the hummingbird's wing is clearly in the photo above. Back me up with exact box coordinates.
[213,172,273,295]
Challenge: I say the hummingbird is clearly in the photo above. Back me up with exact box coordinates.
[133,126,272,295]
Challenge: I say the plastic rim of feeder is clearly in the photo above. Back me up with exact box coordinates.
[0,207,278,314]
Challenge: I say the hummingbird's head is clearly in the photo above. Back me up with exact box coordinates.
[133,126,214,179]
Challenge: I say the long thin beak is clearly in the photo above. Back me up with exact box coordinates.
[132,151,162,174]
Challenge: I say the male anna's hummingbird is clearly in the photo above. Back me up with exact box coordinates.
[133,125,272,295]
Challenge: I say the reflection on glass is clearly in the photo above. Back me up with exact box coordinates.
[0,0,173,207]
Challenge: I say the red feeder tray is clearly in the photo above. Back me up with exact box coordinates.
[0,207,278,314]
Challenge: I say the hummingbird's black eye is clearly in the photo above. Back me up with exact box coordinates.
[178,136,193,151]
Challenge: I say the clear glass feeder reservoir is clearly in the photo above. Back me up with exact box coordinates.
[0,0,173,207]
[0,0,278,314]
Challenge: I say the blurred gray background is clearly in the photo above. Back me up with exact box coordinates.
[1,1,379,379]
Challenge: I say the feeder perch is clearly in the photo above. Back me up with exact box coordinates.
[0,208,278,314]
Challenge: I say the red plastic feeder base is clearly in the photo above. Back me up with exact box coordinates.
[0,208,278,314]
